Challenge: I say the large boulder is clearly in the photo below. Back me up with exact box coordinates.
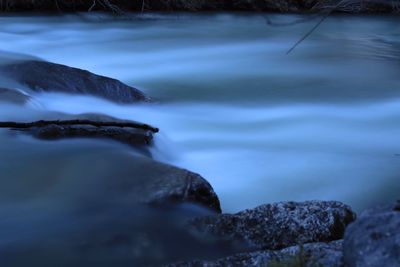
[343,201,400,267]
[168,240,344,267]
[188,201,355,250]
[0,60,150,103]
[0,134,221,213]
[0,112,223,266]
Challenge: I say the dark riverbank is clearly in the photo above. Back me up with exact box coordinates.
[0,0,399,13]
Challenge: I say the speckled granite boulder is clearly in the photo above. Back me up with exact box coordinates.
[188,201,355,250]
[343,200,400,267]
[168,240,344,267]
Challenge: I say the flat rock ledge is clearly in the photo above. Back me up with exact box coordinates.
[188,201,356,250]
[0,60,150,104]
[0,119,159,147]
[343,200,400,267]
[168,240,344,267]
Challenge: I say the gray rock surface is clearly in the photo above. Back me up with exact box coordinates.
[0,87,30,104]
[189,201,355,250]
[0,60,150,103]
[168,240,344,267]
[343,200,400,267]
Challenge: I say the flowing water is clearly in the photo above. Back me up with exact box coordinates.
[1,13,400,215]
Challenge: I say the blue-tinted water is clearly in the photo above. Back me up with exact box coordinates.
[0,13,399,214]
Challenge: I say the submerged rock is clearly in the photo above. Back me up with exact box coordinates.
[188,201,355,250]
[0,60,150,103]
[343,201,400,267]
[140,163,222,213]
[0,87,30,104]
[168,240,344,267]
[0,130,223,266]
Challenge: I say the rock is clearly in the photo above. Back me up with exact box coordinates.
[0,60,150,103]
[343,201,400,267]
[0,87,30,104]
[0,132,224,266]
[168,240,344,267]
[141,163,222,213]
[0,118,158,148]
[32,124,154,146]
[2,133,221,213]
[188,201,355,250]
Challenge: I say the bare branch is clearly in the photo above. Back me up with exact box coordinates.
[88,0,96,12]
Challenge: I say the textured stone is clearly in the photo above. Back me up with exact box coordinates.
[188,201,355,250]
[168,240,344,267]
[15,121,154,147]
[343,201,400,267]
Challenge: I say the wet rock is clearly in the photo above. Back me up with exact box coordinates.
[139,164,221,213]
[0,87,30,104]
[343,201,400,267]
[31,124,154,146]
[0,60,150,103]
[0,132,224,266]
[0,133,222,212]
[168,240,344,267]
[0,116,158,150]
[188,201,355,250]
[0,114,222,213]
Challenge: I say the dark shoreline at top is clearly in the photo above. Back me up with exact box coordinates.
[0,0,399,14]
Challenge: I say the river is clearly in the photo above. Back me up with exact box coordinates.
[0,12,399,215]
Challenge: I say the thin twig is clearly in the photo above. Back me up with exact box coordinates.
[88,0,96,12]
[286,0,350,54]
[55,0,62,12]
[141,0,146,12]
[286,11,330,54]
